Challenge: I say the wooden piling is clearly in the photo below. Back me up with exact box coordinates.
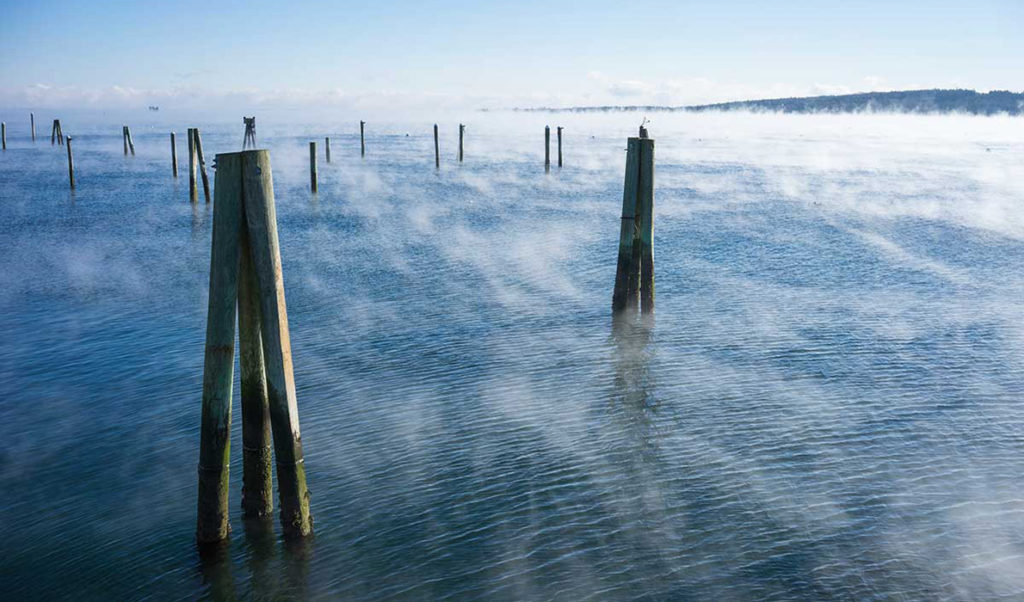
[243,117,257,149]
[196,152,244,544]
[238,216,274,519]
[557,126,563,167]
[171,132,178,177]
[360,121,365,157]
[638,137,655,313]
[30,113,35,142]
[325,137,331,163]
[544,126,550,172]
[194,128,211,203]
[309,142,317,192]
[433,124,439,169]
[57,120,63,145]
[240,150,314,538]
[611,135,655,313]
[188,128,198,203]
[51,120,57,145]
[126,126,136,156]
[612,138,641,312]
[66,136,75,189]
[2,122,5,150]
[458,124,464,162]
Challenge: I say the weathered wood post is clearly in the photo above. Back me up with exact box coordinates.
[196,152,244,544]
[123,126,128,155]
[194,128,211,203]
[243,117,257,149]
[309,142,318,192]
[637,129,654,313]
[325,137,331,163]
[611,129,655,313]
[171,132,178,177]
[51,120,57,145]
[198,149,314,542]
[458,124,464,162]
[360,120,365,157]
[66,135,75,189]
[126,126,136,156]
[57,120,64,145]
[557,126,563,167]
[1,122,5,150]
[433,124,440,169]
[544,126,551,172]
[240,150,314,538]
[30,113,35,142]
[238,217,273,519]
[188,128,198,203]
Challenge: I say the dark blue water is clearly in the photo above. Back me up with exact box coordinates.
[1,112,1023,600]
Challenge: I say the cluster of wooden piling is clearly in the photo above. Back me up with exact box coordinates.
[612,127,655,314]
[197,149,312,544]
[122,126,136,156]
[243,117,257,149]
[187,128,211,203]
[51,119,64,146]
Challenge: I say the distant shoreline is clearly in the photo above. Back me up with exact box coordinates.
[508,89,1024,116]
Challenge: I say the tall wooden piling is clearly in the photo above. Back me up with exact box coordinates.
[557,126,563,167]
[194,128,211,203]
[57,120,63,145]
[30,113,35,142]
[52,119,63,146]
[188,128,198,203]
[66,136,75,189]
[126,126,135,156]
[458,124,464,162]
[197,149,313,542]
[360,121,365,157]
[1,122,5,150]
[196,152,244,544]
[238,217,273,519]
[544,126,551,172]
[171,132,178,177]
[309,142,318,192]
[611,133,655,313]
[240,150,314,538]
[325,137,331,163]
[122,126,129,155]
[433,124,440,169]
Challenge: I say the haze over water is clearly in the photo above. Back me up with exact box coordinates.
[1,111,1023,599]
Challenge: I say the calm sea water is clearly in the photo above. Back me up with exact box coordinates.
[1,111,1023,600]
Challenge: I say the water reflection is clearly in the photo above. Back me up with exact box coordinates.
[195,519,312,600]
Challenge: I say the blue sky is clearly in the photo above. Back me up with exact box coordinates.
[0,0,1020,110]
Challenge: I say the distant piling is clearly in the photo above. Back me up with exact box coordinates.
[544,126,550,172]
[188,128,198,203]
[458,124,464,162]
[325,137,331,163]
[122,126,135,156]
[66,136,75,189]
[557,126,563,167]
[194,128,211,203]
[52,119,63,146]
[1,122,5,150]
[360,121,365,157]
[30,113,35,142]
[171,132,178,177]
[611,129,655,313]
[309,141,317,192]
[243,117,257,149]
[433,124,440,169]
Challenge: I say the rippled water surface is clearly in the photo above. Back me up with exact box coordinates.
[1,111,1023,600]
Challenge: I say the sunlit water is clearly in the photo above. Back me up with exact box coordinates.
[1,111,1023,600]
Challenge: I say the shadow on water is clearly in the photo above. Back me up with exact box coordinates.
[195,519,312,600]
[610,311,659,462]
